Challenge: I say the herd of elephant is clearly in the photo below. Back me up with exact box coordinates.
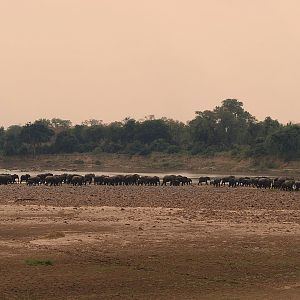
[0,173,299,191]
[202,175,300,191]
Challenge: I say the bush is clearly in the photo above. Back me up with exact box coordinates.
[266,125,300,161]
[25,259,53,266]
[93,146,103,154]
[166,145,180,154]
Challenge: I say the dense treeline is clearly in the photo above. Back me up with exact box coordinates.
[0,99,299,160]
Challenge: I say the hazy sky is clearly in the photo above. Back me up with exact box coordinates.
[1,0,300,127]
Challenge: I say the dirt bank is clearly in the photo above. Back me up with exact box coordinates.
[1,153,300,176]
[0,185,299,299]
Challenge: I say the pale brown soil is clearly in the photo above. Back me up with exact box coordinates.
[0,185,299,299]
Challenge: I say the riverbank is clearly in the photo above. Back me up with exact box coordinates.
[0,153,300,176]
[0,185,299,299]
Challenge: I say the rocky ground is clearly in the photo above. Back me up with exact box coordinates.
[0,185,299,299]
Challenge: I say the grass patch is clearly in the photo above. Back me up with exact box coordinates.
[25,259,53,266]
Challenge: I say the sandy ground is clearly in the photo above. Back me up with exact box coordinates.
[0,185,299,299]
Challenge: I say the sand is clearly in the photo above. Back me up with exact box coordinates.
[0,184,299,299]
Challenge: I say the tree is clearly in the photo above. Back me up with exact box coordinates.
[3,125,23,155]
[51,118,72,131]
[105,122,124,143]
[122,118,137,144]
[213,99,256,146]
[260,117,281,136]
[0,127,5,154]
[162,118,189,147]
[0,99,298,160]
[21,121,54,157]
[266,125,300,160]
[82,119,103,126]
[135,119,171,144]
[54,131,78,153]
[189,110,218,148]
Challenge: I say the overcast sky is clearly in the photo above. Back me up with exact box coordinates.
[1,0,300,127]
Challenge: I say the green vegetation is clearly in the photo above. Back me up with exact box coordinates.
[25,259,53,266]
[0,99,299,161]
[73,159,85,165]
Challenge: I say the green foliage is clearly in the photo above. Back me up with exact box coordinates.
[51,118,72,130]
[0,100,299,160]
[25,259,53,266]
[20,121,54,156]
[0,127,5,154]
[189,99,256,148]
[54,131,78,153]
[266,125,300,160]
[3,125,24,155]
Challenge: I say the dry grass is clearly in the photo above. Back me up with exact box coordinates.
[1,152,300,175]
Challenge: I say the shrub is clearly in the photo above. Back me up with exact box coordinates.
[25,259,53,266]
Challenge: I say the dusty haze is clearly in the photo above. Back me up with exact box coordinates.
[1,0,300,127]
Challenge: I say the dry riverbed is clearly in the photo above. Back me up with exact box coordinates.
[0,185,299,299]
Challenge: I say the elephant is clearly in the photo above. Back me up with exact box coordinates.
[71,175,84,186]
[84,174,95,185]
[66,174,80,184]
[37,173,54,184]
[281,180,295,191]
[137,176,148,185]
[27,176,41,186]
[59,173,68,184]
[242,178,252,187]
[221,176,235,186]
[228,178,238,187]
[20,174,31,184]
[257,178,272,189]
[162,175,177,186]
[112,175,125,185]
[108,176,121,185]
[0,175,12,185]
[273,177,287,189]
[210,178,222,187]
[177,176,192,185]
[198,177,210,185]
[45,175,54,186]
[273,179,283,189]
[11,174,19,183]
[98,175,117,186]
[138,176,160,186]
[237,177,251,186]
[148,176,160,186]
[94,175,106,185]
[250,177,260,187]
[170,179,181,186]
[45,175,63,186]
[124,174,140,185]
